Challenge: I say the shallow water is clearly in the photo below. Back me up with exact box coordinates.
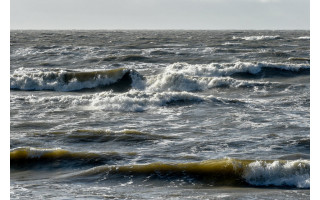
[10,30,310,199]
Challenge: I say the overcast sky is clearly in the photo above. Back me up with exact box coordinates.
[11,0,309,30]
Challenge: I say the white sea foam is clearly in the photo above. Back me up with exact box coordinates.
[12,90,206,112]
[144,62,308,92]
[222,42,242,46]
[243,160,310,188]
[146,73,271,92]
[89,90,204,112]
[147,73,201,92]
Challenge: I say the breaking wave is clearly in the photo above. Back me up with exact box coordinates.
[11,90,245,112]
[10,68,144,92]
[147,74,275,92]
[57,158,309,188]
[244,160,310,188]
[145,62,309,92]
[10,62,309,92]
[88,90,205,112]
[10,147,309,188]
[162,62,309,77]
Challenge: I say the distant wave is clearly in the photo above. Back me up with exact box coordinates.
[233,35,281,41]
[222,42,242,46]
[297,36,310,40]
[10,68,144,92]
[57,158,309,188]
[288,57,310,62]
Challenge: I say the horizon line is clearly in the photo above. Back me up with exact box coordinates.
[10,28,310,31]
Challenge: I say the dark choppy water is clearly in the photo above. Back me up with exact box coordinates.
[10,30,310,199]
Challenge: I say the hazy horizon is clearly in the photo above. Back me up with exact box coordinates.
[10,28,310,30]
[11,0,309,30]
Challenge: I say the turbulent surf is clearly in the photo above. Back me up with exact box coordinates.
[10,30,310,199]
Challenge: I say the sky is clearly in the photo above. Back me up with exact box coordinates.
[10,0,309,30]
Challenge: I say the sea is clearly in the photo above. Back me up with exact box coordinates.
[10,30,310,199]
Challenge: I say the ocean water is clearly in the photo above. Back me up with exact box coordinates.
[10,30,310,199]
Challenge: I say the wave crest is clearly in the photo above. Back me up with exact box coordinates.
[165,62,309,77]
[10,68,144,92]
[145,62,308,92]
[60,158,309,188]
[244,160,310,188]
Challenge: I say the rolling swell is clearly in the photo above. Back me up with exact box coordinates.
[10,68,143,92]
[230,65,310,79]
[10,148,310,188]
[10,147,136,169]
[10,146,310,188]
[60,158,309,188]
